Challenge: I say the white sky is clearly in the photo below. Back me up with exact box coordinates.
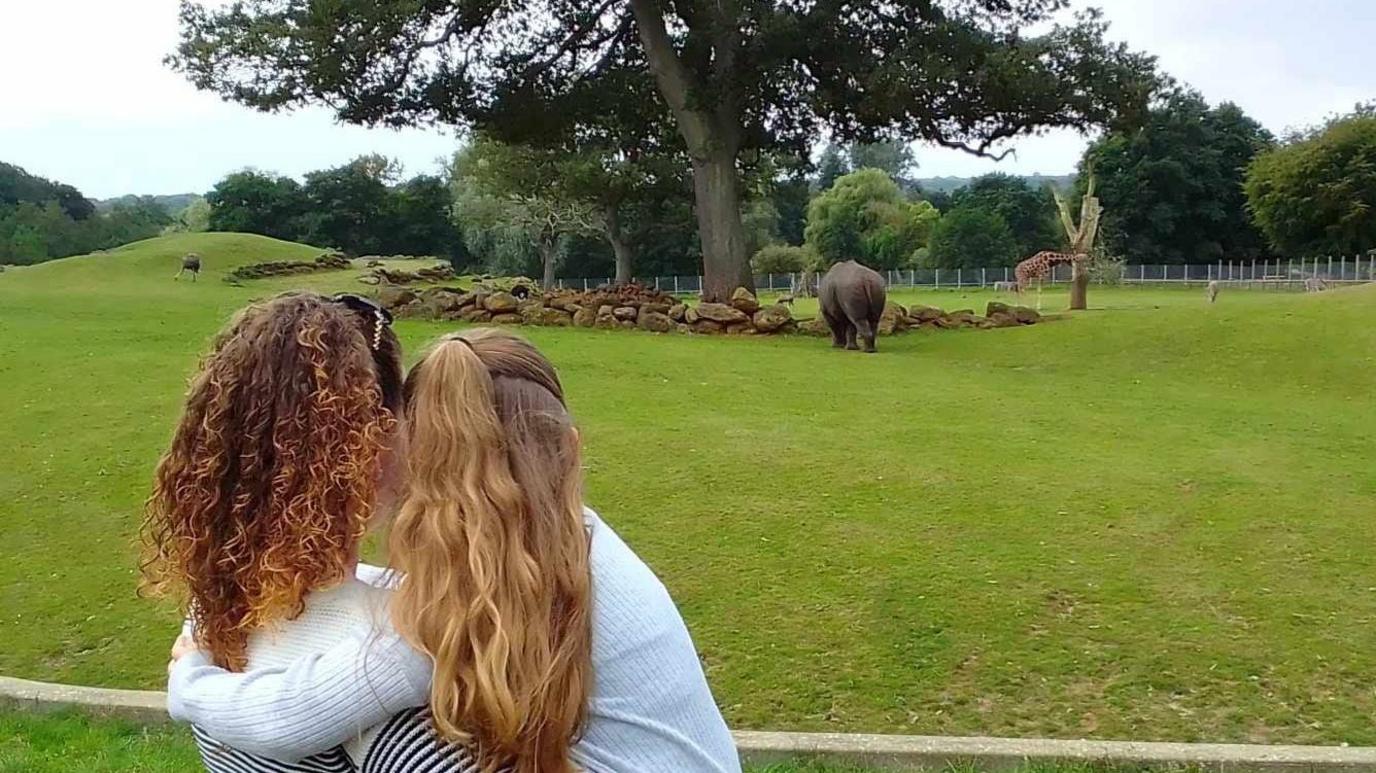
[2,0,1373,198]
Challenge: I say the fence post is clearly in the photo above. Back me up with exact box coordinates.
[1341,256,1347,282]
[1328,255,1333,277]
[935,269,940,288]
[957,268,963,287]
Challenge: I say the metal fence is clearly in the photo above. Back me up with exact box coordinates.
[552,256,1376,293]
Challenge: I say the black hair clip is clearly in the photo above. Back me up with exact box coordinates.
[330,293,393,351]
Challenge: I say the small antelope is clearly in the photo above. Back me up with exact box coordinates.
[992,280,1020,294]
[1206,280,1219,303]
[1304,276,1327,293]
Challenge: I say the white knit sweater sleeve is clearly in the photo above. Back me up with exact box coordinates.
[166,628,431,761]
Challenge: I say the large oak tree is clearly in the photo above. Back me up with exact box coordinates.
[171,0,1157,300]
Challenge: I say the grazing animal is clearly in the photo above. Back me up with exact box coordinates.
[992,280,1020,294]
[1206,280,1219,303]
[174,253,202,282]
[1014,251,1088,310]
[776,294,795,305]
[1304,277,1327,293]
[819,260,886,353]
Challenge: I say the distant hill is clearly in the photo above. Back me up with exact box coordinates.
[915,173,1076,194]
[96,193,202,215]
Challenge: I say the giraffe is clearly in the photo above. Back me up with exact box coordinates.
[1015,251,1088,310]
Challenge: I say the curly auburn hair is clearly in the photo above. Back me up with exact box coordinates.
[141,292,402,670]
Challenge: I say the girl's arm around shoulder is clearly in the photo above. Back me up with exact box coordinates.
[166,629,431,761]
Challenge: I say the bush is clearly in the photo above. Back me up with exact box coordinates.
[751,244,816,273]
[926,207,1020,268]
[804,168,938,269]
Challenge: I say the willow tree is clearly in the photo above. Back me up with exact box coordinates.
[170,1,1157,301]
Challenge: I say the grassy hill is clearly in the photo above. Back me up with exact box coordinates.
[2,233,1375,745]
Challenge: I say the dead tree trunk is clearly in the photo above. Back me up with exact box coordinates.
[1054,171,1103,311]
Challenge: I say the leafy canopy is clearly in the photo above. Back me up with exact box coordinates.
[805,168,939,270]
[1245,110,1376,256]
[1086,90,1273,263]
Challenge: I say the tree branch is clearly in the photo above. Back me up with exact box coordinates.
[628,0,712,152]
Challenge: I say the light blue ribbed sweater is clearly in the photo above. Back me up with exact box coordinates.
[167,510,740,773]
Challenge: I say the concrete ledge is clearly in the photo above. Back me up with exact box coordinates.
[5,675,1376,771]
[734,730,1376,772]
[0,675,170,724]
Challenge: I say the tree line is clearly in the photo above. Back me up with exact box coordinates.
[0,163,174,265]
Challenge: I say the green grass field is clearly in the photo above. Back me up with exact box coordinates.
[2,233,1374,747]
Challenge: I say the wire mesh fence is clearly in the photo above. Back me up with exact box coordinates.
[552,256,1376,294]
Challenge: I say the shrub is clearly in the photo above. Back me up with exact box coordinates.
[751,244,816,273]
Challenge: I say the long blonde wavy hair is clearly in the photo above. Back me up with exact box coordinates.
[389,328,593,773]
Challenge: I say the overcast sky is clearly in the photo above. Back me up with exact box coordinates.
[2,1,1373,199]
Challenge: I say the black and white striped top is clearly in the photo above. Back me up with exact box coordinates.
[193,708,492,773]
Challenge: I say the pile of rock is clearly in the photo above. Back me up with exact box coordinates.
[380,284,798,335]
[377,284,1046,338]
[224,252,351,283]
[795,300,1043,336]
[358,263,458,285]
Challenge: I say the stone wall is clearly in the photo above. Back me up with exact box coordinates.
[378,285,1046,336]
[223,252,351,283]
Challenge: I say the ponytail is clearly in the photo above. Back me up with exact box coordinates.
[389,333,589,773]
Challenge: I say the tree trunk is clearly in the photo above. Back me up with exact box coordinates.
[628,0,753,302]
[539,239,557,290]
[691,151,753,301]
[604,205,634,285]
[1070,261,1089,310]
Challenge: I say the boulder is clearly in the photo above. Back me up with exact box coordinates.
[668,303,688,322]
[378,286,417,310]
[1012,306,1041,325]
[572,307,598,327]
[640,302,672,316]
[491,313,523,325]
[484,292,519,313]
[676,323,691,334]
[638,311,674,333]
[986,301,1013,318]
[935,314,969,329]
[988,311,1020,328]
[695,302,748,324]
[420,287,468,314]
[725,322,756,335]
[460,308,492,323]
[729,287,760,314]
[796,318,831,337]
[910,305,944,323]
[357,274,381,285]
[596,304,615,318]
[523,305,571,326]
[595,314,621,330]
[691,319,725,335]
[613,306,639,321]
[880,302,909,334]
[752,304,793,333]
[684,306,701,324]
